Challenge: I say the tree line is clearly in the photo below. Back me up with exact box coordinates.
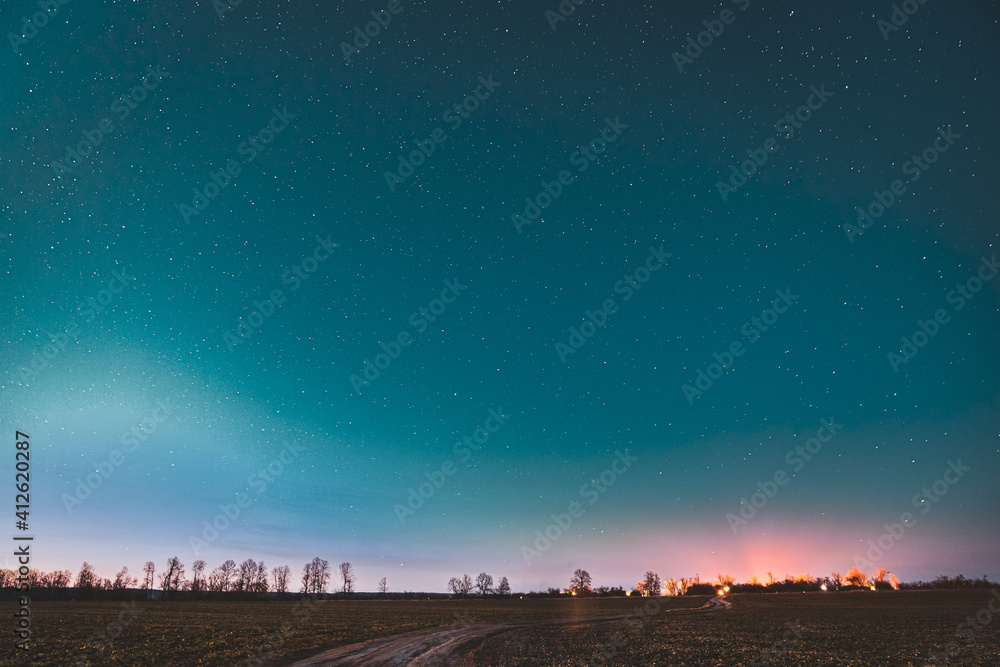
[2,560,992,602]
[0,557,363,601]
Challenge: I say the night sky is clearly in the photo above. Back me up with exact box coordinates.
[2,0,998,593]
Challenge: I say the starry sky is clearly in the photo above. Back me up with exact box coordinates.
[2,0,999,593]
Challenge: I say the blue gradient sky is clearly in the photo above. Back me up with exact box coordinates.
[2,0,998,592]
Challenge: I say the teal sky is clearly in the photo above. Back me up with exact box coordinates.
[1,0,998,592]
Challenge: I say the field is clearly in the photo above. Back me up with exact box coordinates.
[3,590,998,665]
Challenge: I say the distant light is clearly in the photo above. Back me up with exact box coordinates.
[821,584,827,591]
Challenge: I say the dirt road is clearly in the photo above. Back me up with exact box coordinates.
[289,596,731,666]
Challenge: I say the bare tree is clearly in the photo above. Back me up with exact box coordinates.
[254,560,269,596]
[76,562,96,591]
[142,561,156,599]
[236,559,257,594]
[448,574,473,596]
[301,558,330,594]
[642,571,662,597]
[496,576,510,596]
[830,571,843,589]
[216,560,237,593]
[664,578,681,596]
[475,572,493,596]
[570,569,592,595]
[159,557,185,599]
[872,568,887,584]
[378,577,388,595]
[339,562,356,596]
[190,560,207,595]
[272,565,291,595]
[28,570,44,589]
[54,570,73,589]
[113,567,137,592]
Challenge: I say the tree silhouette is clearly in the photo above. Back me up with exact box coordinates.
[496,576,511,596]
[272,565,291,595]
[210,560,237,593]
[190,560,207,595]
[301,557,330,594]
[75,562,96,598]
[570,569,592,595]
[448,574,473,596]
[378,577,388,595]
[254,560,269,597]
[475,572,493,596]
[142,561,155,599]
[159,557,184,599]
[642,571,662,597]
[112,566,136,593]
[236,559,257,594]
[339,562,356,596]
